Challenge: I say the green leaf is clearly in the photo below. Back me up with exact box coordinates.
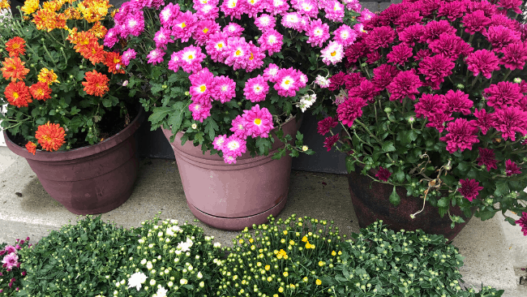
[346,156,355,173]
[494,181,510,197]
[476,209,496,221]
[382,141,396,152]
[394,169,405,183]
[437,197,450,208]
[168,74,178,84]
[389,187,400,207]
[102,98,112,108]
[204,118,219,140]
[148,107,171,125]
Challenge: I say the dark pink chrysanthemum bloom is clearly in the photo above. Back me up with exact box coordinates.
[4,246,16,255]
[323,134,340,152]
[147,48,165,65]
[421,20,456,43]
[484,82,523,109]
[337,97,367,127]
[477,148,498,171]
[317,116,338,135]
[414,49,432,61]
[467,0,497,16]
[375,167,392,181]
[394,11,422,31]
[440,119,480,153]
[428,33,474,60]
[1,253,18,270]
[416,0,442,17]
[485,25,521,52]
[399,24,425,46]
[444,90,473,115]
[193,20,221,46]
[501,42,527,71]
[378,3,406,24]
[498,0,522,14]
[415,93,447,119]
[520,81,527,94]
[462,10,491,35]
[458,179,483,202]
[418,55,455,90]
[515,212,527,236]
[426,112,454,133]
[328,72,347,91]
[437,1,466,21]
[387,70,423,102]
[465,49,501,79]
[387,43,413,65]
[366,51,381,64]
[474,108,494,135]
[491,14,521,31]
[364,26,396,50]
[506,159,522,176]
[372,64,399,91]
[493,107,527,141]
[344,73,366,90]
[347,80,378,102]
[345,41,369,64]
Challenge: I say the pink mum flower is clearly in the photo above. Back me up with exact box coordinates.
[159,3,180,27]
[154,28,173,49]
[343,0,361,12]
[421,20,456,43]
[428,33,474,60]
[206,32,229,63]
[465,50,501,79]
[244,75,269,103]
[189,101,212,122]
[1,253,18,270]
[254,14,276,31]
[245,0,266,18]
[121,49,137,66]
[358,7,375,23]
[506,159,522,176]
[194,20,221,46]
[484,25,521,52]
[281,12,306,32]
[221,0,246,20]
[321,41,344,65]
[323,134,340,151]
[125,13,145,37]
[387,43,413,66]
[515,212,527,236]
[306,19,330,48]
[317,116,338,135]
[196,4,220,20]
[337,97,367,127]
[333,24,356,47]
[172,11,197,42]
[223,23,244,37]
[294,0,319,18]
[274,68,301,97]
[213,134,227,151]
[398,24,425,46]
[419,54,455,90]
[222,135,247,158]
[324,0,345,22]
[177,45,206,74]
[501,42,527,71]
[394,12,422,31]
[224,37,250,71]
[211,76,236,103]
[498,0,522,14]
[437,1,466,21]
[415,93,447,119]
[4,246,16,255]
[375,167,392,182]
[246,42,266,72]
[474,108,494,135]
[263,63,280,82]
[103,28,119,48]
[347,80,378,102]
[458,179,483,202]
[444,90,473,115]
[230,115,248,138]
[243,104,274,138]
[387,70,423,102]
[477,148,498,171]
[484,82,523,109]
[493,107,527,141]
[462,10,491,35]
[189,68,215,104]
[258,29,283,56]
[440,119,480,153]
[147,48,165,65]
[372,64,399,91]
[168,52,180,73]
[364,26,395,50]
[267,0,289,15]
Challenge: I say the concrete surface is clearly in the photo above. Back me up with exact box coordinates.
[0,147,526,296]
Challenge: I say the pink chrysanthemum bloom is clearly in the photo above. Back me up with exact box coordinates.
[211,76,236,103]
[126,13,145,37]
[415,49,432,61]
[477,148,497,171]
[421,20,456,43]
[366,51,381,64]
[294,0,319,18]
[398,24,424,46]
[515,212,527,236]
[189,68,215,104]
[347,80,378,102]
[194,20,221,46]
[364,26,395,50]
[386,43,413,66]
[274,68,301,97]
[458,179,483,202]
[121,48,137,66]
[223,23,244,37]
[484,82,523,109]
[258,29,283,56]
[323,134,339,152]
[221,0,246,20]
[444,90,473,115]
[372,64,398,91]
[321,41,344,65]
[490,14,520,31]
[230,115,249,138]
[474,108,494,135]
[317,116,338,135]
[357,7,374,23]
[193,0,219,10]
[243,104,274,138]
[159,2,180,27]
[437,1,466,21]
[440,119,479,153]
[197,4,220,20]
[103,28,119,48]
[4,246,16,255]
[329,72,346,91]
[506,159,522,176]
[205,32,229,63]
[342,0,361,12]
[394,11,422,31]
[467,0,497,16]
[213,134,227,151]
[189,101,212,122]
[324,1,345,22]
[147,48,165,65]
[333,24,356,47]
[306,19,330,48]
[429,33,474,60]
[337,96,367,127]
[465,49,501,79]
[246,42,266,72]
[244,75,269,103]
[282,12,305,32]
[485,25,521,52]
[224,37,250,70]
[245,0,266,18]
[462,10,491,35]
[427,112,454,133]
[414,93,447,119]
[315,75,331,88]
[254,14,276,31]
[501,42,527,71]
[168,52,180,73]
[172,11,197,42]
[177,45,206,73]
[222,135,247,158]
[375,167,392,181]
[267,0,289,15]
[1,253,18,270]
[498,0,522,14]
[263,63,280,82]
[154,28,173,49]
[387,70,423,102]
[493,107,527,141]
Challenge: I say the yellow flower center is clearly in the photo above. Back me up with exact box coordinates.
[13,92,19,99]
[217,43,223,49]
[331,51,337,57]
[235,49,242,56]
[199,85,206,93]
[249,53,254,60]
[180,22,186,28]
[284,79,291,85]
[250,0,255,3]
[254,118,262,125]
[203,28,209,33]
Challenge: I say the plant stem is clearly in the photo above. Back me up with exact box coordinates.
[354,119,381,143]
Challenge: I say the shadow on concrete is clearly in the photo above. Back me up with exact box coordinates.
[20,176,65,213]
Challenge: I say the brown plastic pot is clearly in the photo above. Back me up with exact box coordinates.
[163,117,301,230]
[5,109,145,215]
[348,169,472,241]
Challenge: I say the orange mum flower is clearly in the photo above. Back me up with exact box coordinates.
[105,52,125,74]
[71,31,97,48]
[35,122,66,152]
[25,141,37,155]
[29,82,52,101]
[0,0,10,9]
[42,1,61,12]
[5,37,26,57]
[4,81,32,108]
[1,57,30,82]
[64,7,82,20]
[32,9,57,31]
[38,68,60,85]
[82,70,109,97]
[79,41,106,65]
[89,21,108,39]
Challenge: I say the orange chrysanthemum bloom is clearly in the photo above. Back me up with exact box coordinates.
[21,0,39,15]
[5,37,26,57]
[105,52,125,74]
[0,0,9,9]
[54,13,67,30]
[64,7,82,20]
[32,9,57,31]
[1,57,30,82]
[89,21,108,39]
[82,70,109,97]
[42,1,61,12]
[29,82,52,101]
[25,141,37,155]
[77,0,112,23]
[72,31,97,49]
[79,41,106,64]
[38,68,60,85]
[35,122,66,152]
[4,81,32,108]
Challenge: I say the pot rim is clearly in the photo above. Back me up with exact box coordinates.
[5,108,145,162]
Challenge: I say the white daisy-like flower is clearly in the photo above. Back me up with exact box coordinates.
[198,272,203,279]
[315,75,331,88]
[214,242,221,248]
[156,286,168,297]
[127,272,147,291]
[180,278,188,285]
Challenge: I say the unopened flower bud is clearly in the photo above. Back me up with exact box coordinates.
[514,77,522,83]
[123,80,129,87]
[191,123,197,129]
[162,85,168,89]
[408,116,415,123]
[456,84,464,89]
[384,107,392,113]
[184,91,190,96]
[302,146,308,152]
[116,64,121,70]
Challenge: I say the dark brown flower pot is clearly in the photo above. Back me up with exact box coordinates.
[5,109,145,215]
[348,169,472,241]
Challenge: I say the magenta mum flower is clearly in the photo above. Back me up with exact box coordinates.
[211,76,236,103]
[372,64,399,91]
[306,19,330,48]
[440,119,480,153]
[347,80,378,102]
[258,29,283,56]
[364,26,395,50]
[4,246,16,255]
[246,42,265,72]
[484,25,521,52]
[505,159,522,176]
[125,12,145,37]
[386,43,413,66]
[387,70,423,102]
[267,0,290,15]
[189,101,212,122]
[189,68,215,104]
[281,12,306,32]
[244,0,266,18]
[421,20,456,43]
[474,108,494,135]
[196,4,220,20]
[515,212,527,236]
[153,27,173,49]
[462,10,490,35]
[328,72,346,91]
[172,11,197,42]
[418,55,455,90]
[273,68,301,97]
[1,253,18,270]
[428,33,474,60]
[484,82,523,109]
[444,90,473,115]
[337,97,367,127]
[230,115,248,139]
[398,24,425,46]
[243,104,274,138]
[263,63,280,82]
[159,3,180,27]
[375,167,392,182]
[221,0,246,20]
[394,11,422,31]
[224,37,250,71]
[317,116,338,135]
[193,20,221,46]
[222,135,247,158]
[205,32,229,63]
[323,134,340,152]
[223,23,244,37]
[426,112,454,133]
[437,1,467,21]
[254,14,276,31]
[294,0,319,18]
[477,148,498,171]
[458,179,483,202]
[501,42,527,71]
[465,49,501,79]
[324,1,345,22]
[415,93,447,119]
[103,28,119,48]
[168,52,180,73]
[121,48,137,66]
[244,75,269,103]
[498,0,523,14]
[177,45,206,74]
[147,48,165,65]
[333,24,356,47]
[213,134,227,151]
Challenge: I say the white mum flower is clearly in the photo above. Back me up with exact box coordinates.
[127,272,147,291]
[156,286,168,297]
[315,75,331,88]
[180,278,188,285]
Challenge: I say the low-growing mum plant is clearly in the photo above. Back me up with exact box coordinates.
[0,238,30,296]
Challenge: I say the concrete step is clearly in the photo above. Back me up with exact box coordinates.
[0,147,525,296]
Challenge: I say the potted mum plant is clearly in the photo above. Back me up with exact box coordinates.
[0,0,143,215]
[105,0,361,229]
[320,0,527,239]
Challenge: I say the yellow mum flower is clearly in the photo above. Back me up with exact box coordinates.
[301,236,308,242]
[318,261,325,267]
[21,0,39,15]
[316,279,322,286]
[265,265,270,271]
[238,239,244,244]
[283,272,288,277]
[278,287,284,293]
[38,68,59,85]
[249,238,254,243]
[303,277,308,282]
[0,0,10,9]
[77,0,112,23]
[331,251,337,256]
[305,242,311,249]
[42,1,61,12]
[276,249,287,259]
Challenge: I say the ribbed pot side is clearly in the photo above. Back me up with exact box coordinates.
[163,117,301,230]
[348,169,472,241]
[5,109,145,215]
